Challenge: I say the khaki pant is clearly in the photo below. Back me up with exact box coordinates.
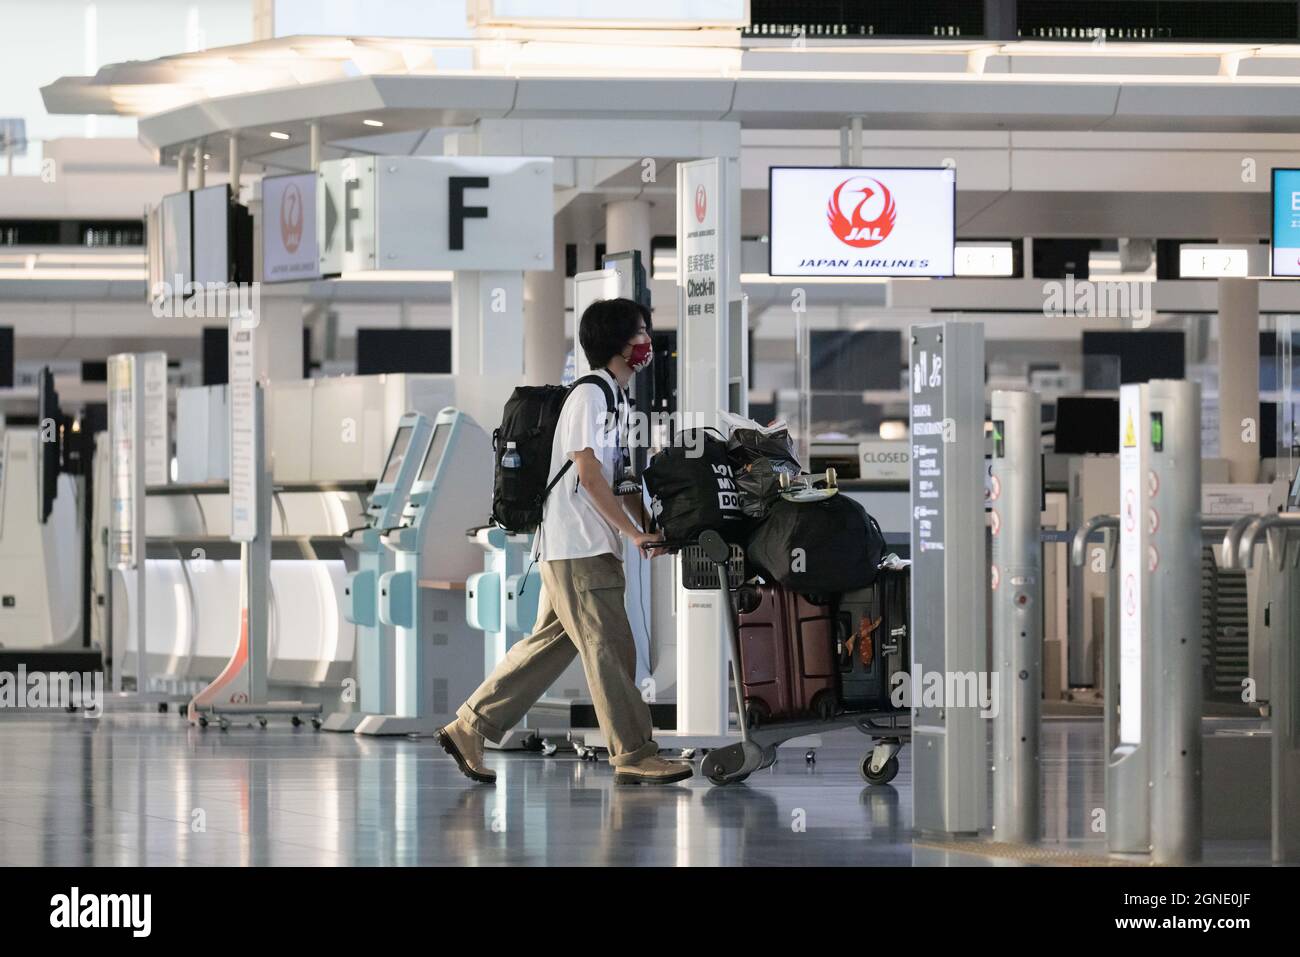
[457,553,657,767]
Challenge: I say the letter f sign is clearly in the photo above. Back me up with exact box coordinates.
[449,176,489,251]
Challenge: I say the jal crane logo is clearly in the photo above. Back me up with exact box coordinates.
[694,184,707,224]
[827,176,896,248]
[280,182,304,254]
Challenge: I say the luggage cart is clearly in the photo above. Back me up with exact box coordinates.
[690,530,910,786]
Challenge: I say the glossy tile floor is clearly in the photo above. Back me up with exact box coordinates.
[0,713,1274,866]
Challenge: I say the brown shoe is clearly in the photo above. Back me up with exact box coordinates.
[435,720,496,784]
[614,754,694,786]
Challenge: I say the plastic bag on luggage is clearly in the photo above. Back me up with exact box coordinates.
[726,427,802,521]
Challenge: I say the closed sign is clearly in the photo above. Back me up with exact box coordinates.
[858,441,910,482]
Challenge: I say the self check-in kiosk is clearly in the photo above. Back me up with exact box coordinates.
[323,413,433,732]
[354,408,491,736]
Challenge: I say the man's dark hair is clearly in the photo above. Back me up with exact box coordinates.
[578,298,651,370]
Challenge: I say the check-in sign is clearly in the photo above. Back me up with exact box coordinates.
[317,156,553,273]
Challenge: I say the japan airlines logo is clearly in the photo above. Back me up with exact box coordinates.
[695,185,707,223]
[280,182,304,253]
[827,177,896,247]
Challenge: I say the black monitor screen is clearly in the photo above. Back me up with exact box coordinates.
[81,360,107,383]
[357,329,452,375]
[0,326,12,389]
[202,327,228,386]
[1082,331,1185,389]
[1260,400,1278,456]
[37,368,61,523]
[811,330,901,392]
[1053,396,1120,455]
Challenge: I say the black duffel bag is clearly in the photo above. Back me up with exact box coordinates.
[746,492,886,593]
[726,427,801,521]
[644,428,750,544]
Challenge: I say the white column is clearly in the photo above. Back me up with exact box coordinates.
[523,233,567,385]
[605,198,652,265]
[193,144,205,189]
[252,294,304,383]
[1218,278,1261,482]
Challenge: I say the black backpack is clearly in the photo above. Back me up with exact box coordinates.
[490,374,618,533]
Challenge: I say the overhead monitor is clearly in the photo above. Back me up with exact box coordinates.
[768,166,956,278]
[356,329,452,375]
[159,190,192,290]
[193,184,231,285]
[1272,168,1300,277]
[262,172,321,283]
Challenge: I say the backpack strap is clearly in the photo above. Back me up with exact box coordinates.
[536,373,622,506]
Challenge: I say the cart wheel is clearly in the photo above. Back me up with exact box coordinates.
[860,754,899,786]
[703,756,748,786]
[218,718,230,732]
[291,715,302,728]
[311,718,322,730]
[805,749,816,765]
[198,715,208,729]
[745,698,770,729]
[158,702,168,714]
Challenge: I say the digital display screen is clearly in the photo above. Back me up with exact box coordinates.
[419,424,451,483]
[380,425,414,485]
[160,191,192,290]
[1272,168,1300,277]
[192,184,231,286]
[769,166,955,277]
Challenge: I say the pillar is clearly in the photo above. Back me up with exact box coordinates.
[604,198,652,268]
[523,234,567,384]
[1218,279,1261,482]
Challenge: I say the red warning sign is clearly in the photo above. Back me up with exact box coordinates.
[991,564,1000,591]
[990,508,1001,536]
[1148,545,1159,572]
[1147,470,1160,498]
[1148,509,1159,534]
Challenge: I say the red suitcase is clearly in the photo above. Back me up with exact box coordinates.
[735,584,838,725]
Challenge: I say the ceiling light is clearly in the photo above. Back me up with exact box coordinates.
[269,130,290,140]
[363,118,384,127]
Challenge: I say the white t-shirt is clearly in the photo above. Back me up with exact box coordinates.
[537,369,628,562]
